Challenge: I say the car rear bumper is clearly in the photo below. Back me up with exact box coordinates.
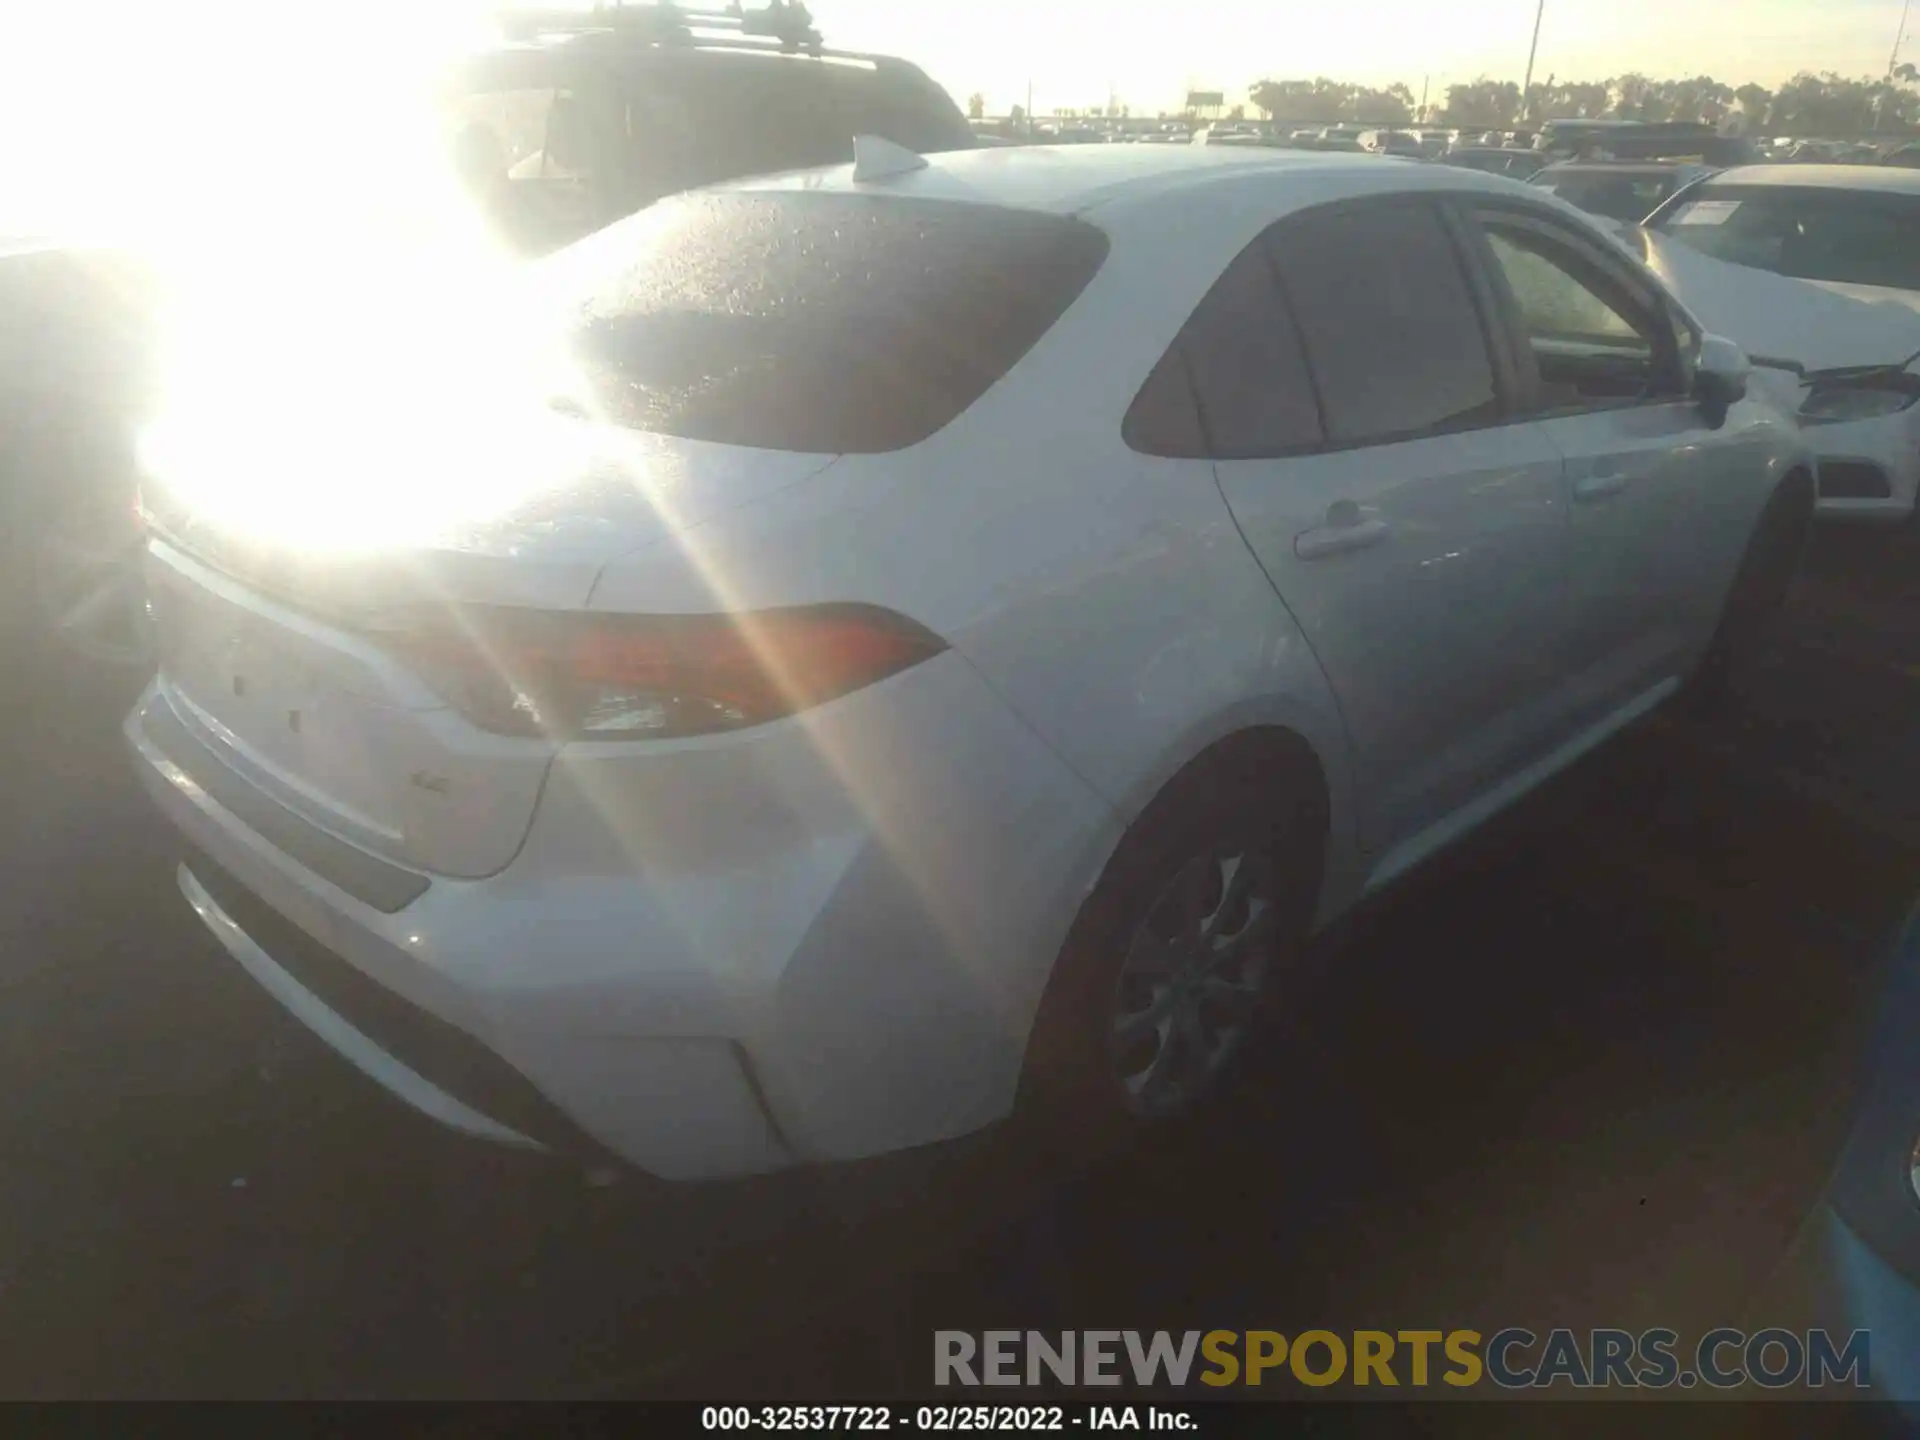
[178,857,552,1153]
[133,678,795,1177]
[126,648,1120,1180]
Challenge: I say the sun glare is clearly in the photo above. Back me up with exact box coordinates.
[1,1,587,556]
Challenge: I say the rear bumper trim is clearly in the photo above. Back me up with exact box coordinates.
[179,849,636,1167]
[139,695,430,914]
[178,863,541,1151]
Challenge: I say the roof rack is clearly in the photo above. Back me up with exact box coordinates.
[495,0,825,54]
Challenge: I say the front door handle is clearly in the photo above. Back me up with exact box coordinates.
[1572,473,1630,503]
[1295,504,1390,560]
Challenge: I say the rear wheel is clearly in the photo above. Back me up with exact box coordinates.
[1018,742,1325,1159]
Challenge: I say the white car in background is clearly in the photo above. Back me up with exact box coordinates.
[1640,167,1920,523]
[128,142,1810,1181]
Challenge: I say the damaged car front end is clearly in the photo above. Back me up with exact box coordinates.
[1612,224,1920,525]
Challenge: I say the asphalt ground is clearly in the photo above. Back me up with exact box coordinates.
[1,524,1917,1408]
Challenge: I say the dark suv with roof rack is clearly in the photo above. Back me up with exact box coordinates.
[1529,160,1719,225]
[1521,123,1760,226]
[446,1,976,255]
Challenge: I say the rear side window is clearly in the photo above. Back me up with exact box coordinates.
[641,59,972,190]
[1124,241,1323,458]
[833,65,975,153]
[1268,203,1500,446]
[649,62,850,182]
[1539,173,1679,223]
[545,193,1109,453]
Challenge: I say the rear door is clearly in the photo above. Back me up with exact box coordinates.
[1195,197,1573,865]
[1454,200,1769,716]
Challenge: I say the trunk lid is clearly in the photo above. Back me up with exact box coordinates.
[143,422,837,880]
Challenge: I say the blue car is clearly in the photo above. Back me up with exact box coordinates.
[1828,901,1920,1418]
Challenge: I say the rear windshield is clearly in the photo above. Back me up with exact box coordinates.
[1648,184,1920,292]
[538,192,1110,453]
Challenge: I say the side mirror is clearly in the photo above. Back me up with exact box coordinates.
[1692,332,1751,429]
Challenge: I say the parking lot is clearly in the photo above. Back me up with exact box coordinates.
[0,523,1911,1400]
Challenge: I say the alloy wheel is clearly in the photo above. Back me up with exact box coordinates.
[1107,846,1279,1119]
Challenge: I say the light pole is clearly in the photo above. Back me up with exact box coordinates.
[1879,0,1913,131]
[1521,0,1547,124]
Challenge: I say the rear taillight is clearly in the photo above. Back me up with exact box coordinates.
[378,604,948,741]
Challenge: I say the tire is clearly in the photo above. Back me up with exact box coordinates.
[1016,739,1326,1163]
[1689,475,1813,715]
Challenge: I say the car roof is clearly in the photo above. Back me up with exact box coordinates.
[723,142,1523,216]
[1698,164,1920,195]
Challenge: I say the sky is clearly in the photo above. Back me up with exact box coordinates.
[810,0,1918,115]
[3,0,1911,121]
[0,0,1912,239]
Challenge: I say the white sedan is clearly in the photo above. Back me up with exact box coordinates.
[1641,167,1920,524]
[1646,163,1920,313]
[127,142,1812,1180]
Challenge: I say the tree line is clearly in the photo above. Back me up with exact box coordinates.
[1248,68,1920,135]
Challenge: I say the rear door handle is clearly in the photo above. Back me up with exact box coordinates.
[1295,512,1390,560]
[1572,473,1630,503]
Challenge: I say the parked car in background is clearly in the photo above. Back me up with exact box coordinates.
[1643,165,1920,311]
[1530,161,1717,224]
[3,0,976,687]
[129,142,1808,1181]
[1786,140,1879,165]
[1883,143,1920,170]
[1530,119,1749,165]
[1417,131,1451,159]
[1822,900,1920,1420]
[1195,125,1268,148]
[1640,165,1920,523]
[0,242,163,687]
[1358,129,1423,157]
[448,2,975,256]
[1444,146,1550,179]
